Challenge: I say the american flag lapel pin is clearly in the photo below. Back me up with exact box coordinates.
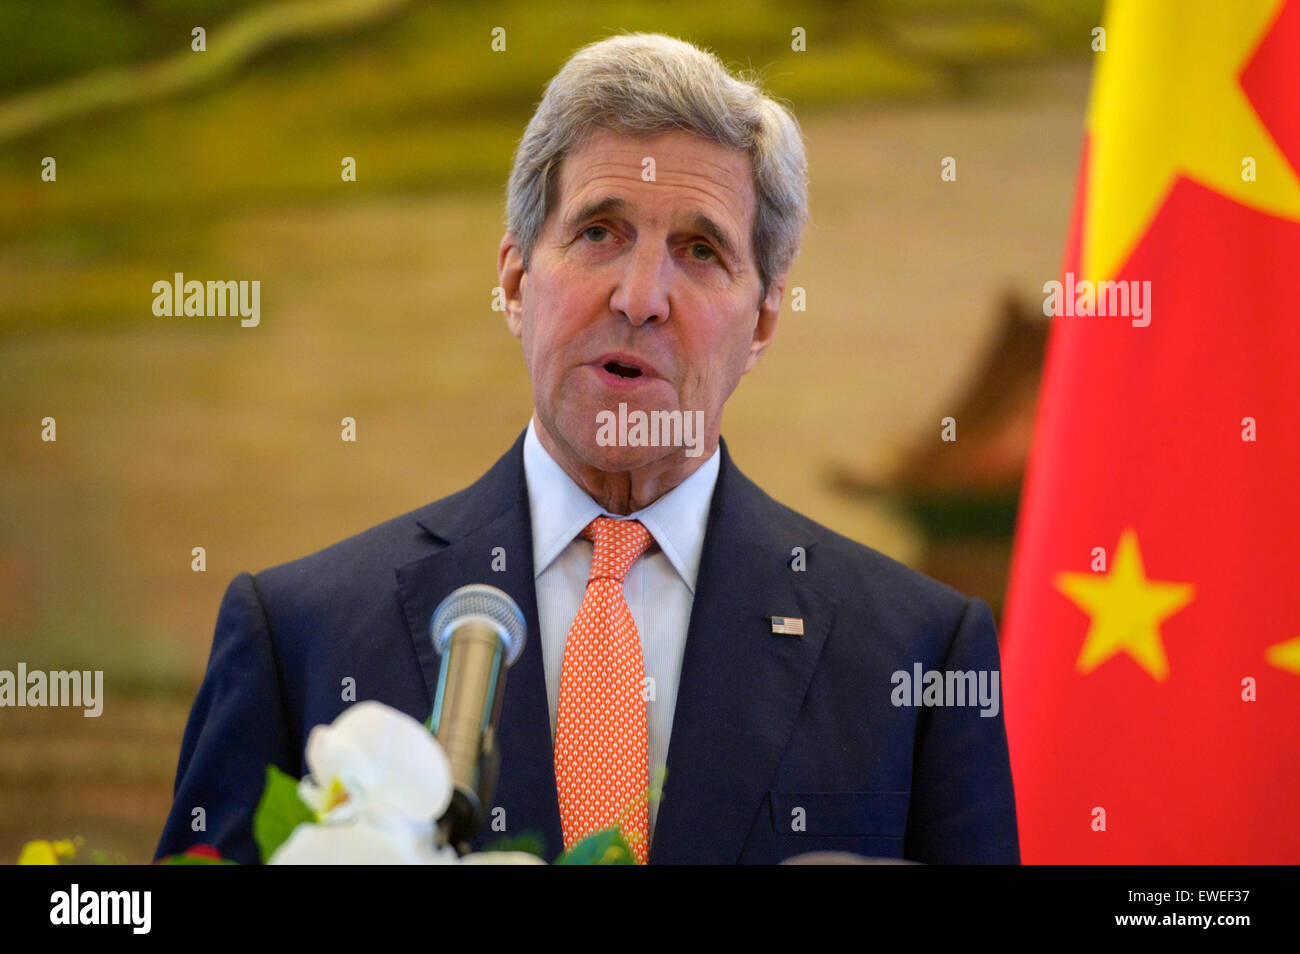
[770,615,805,636]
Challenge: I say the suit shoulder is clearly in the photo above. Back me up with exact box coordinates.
[746,478,975,621]
[238,435,524,612]
[249,485,471,604]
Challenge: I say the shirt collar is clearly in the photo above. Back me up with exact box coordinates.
[523,417,721,594]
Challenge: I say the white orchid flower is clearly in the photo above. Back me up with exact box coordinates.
[272,700,457,865]
[271,818,459,865]
[296,700,453,826]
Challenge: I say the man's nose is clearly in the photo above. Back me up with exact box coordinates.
[609,241,671,326]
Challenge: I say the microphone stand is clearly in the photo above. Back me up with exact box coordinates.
[433,725,501,856]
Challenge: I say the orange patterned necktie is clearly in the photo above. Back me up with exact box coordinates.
[554,516,654,864]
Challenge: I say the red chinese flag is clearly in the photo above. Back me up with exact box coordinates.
[1002,0,1300,863]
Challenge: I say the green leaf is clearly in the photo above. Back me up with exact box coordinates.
[84,848,127,865]
[253,765,315,864]
[479,832,548,859]
[554,828,636,865]
[157,854,236,865]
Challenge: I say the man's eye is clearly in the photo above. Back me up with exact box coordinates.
[690,243,717,262]
[582,226,609,242]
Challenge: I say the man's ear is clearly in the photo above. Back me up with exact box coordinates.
[497,231,526,338]
[743,275,784,374]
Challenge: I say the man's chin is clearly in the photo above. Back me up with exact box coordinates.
[537,403,713,475]
[571,437,683,475]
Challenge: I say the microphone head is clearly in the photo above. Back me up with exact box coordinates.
[429,584,527,666]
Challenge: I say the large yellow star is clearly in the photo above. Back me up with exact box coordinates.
[1055,528,1195,682]
[1083,0,1300,283]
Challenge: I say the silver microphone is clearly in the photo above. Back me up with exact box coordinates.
[428,584,527,850]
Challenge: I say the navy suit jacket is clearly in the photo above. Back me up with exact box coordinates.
[157,430,1019,864]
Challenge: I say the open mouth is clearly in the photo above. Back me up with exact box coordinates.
[604,360,643,379]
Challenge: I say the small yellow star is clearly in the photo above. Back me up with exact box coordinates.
[1265,634,1300,675]
[1055,528,1195,682]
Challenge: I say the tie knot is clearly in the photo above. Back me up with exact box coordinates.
[581,517,653,583]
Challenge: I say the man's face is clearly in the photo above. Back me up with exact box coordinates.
[499,126,782,474]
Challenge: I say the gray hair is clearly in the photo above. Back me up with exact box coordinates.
[505,32,809,298]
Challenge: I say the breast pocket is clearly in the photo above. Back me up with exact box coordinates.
[769,791,910,839]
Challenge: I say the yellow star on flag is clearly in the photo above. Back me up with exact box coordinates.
[1083,0,1300,284]
[1054,528,1195,682]
[1265,634,1300,675]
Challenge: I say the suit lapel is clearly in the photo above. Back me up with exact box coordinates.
[650,446,838,864]
[393,432,563,858]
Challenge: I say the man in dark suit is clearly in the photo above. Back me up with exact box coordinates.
[157,32,1018,864]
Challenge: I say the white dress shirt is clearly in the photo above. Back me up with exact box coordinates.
[522,417,720,846]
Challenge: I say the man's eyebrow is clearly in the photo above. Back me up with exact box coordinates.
[562,196,626,233]
[562,196,742,263]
